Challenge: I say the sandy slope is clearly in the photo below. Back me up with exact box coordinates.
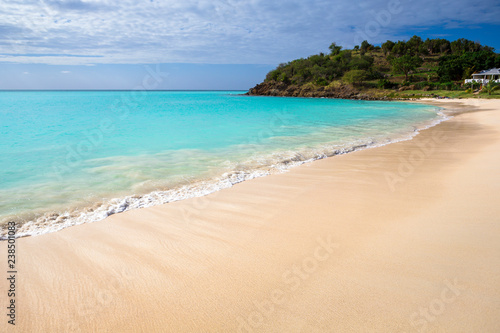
[1,98,499,332]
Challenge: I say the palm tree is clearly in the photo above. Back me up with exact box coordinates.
[483,81,499,95]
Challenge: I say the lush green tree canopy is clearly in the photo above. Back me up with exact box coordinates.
[342,70,368,85]
[437,51,500,82]
[391,55,423,81]
[263,36,498,88]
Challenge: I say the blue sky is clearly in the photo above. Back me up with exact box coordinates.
[1,0,499,90]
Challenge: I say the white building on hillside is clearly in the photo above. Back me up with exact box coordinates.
[465,68,500,84]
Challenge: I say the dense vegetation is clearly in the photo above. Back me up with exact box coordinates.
[258,36,500,97]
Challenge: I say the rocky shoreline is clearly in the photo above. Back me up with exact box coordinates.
[246,81,383,100]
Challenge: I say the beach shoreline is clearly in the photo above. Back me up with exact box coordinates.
[1,97,446,240]
[1,98,499,332]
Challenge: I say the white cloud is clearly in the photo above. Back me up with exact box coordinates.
[0,0,498,65]
[61,70,71,73]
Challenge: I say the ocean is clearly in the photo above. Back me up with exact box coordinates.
[0,90,446,238]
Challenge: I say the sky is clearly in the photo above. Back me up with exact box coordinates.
[0,0,499,90]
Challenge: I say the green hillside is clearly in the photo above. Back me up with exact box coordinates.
[249,36,500,99]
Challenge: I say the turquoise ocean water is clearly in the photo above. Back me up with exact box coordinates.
[0,91,445,237]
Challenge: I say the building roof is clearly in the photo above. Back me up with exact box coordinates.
[472,68,500,76]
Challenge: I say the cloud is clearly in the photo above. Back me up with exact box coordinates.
[45,0,108,11]
[61,70,71,73]
[0,0,499,65]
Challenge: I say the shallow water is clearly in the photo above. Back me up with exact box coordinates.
[0,91,444,237]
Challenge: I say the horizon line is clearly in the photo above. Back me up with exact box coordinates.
[0,89,250,92]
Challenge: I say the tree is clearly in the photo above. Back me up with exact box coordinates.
[332,50,352,67]
[266,69,281,81]
[349,55,374,70]
[483,81,499,95]
[329,42,342,56]
[360,40,372,55]
[406,35,423,55]
[342,69,368,85]
[437,50,499,82]
[381,40,395,56]
[418,44,429,56]
[439,40,451,54]
[391,41,407,56]
[422,38,450,54]
[390,55,423,81]
[436,56,463,82]
[278,72,290,84]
